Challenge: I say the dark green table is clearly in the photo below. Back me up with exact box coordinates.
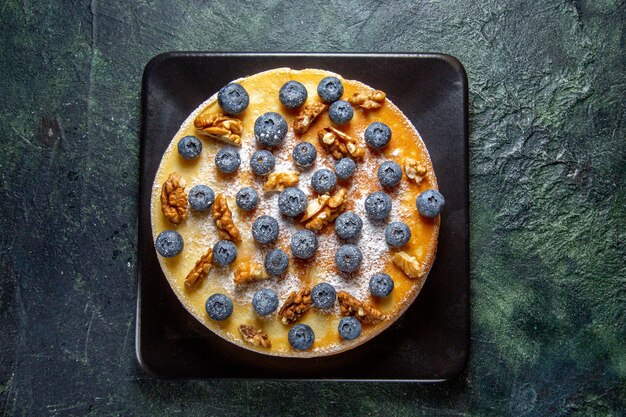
[1,0,624,415]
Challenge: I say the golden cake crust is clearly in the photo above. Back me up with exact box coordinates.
[150,68,440,357]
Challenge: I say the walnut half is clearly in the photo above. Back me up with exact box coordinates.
[233,262,269,285]
[239,325,271,348]
[300,188,347,231]
[392,251,424,279]
[347,89,386,109]
[404,157,428,184]
[194,113,243,147]
[160,172,188,225]
[262,171,300,192]
[293,102,327,134]
[337,291,388,324]
[317,127,366,160]
[184,247,213,289]
[211,194,241,242]
[278,288,312,325]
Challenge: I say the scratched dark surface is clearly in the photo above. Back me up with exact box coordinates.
[0,0,625,416]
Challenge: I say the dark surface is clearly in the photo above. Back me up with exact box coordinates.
[0,0,624,415]
[138,53,468,380]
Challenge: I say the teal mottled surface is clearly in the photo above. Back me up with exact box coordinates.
[0,0,624,415]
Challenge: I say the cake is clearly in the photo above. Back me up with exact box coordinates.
[150,68,444,357]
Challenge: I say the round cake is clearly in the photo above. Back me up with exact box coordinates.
[150,68,444,357]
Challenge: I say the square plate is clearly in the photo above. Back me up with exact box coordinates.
[137,53,469,380]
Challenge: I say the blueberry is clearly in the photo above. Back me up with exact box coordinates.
[311,283,336,309]
[378,160,402,188]
[212,240,237,265]
[264,248,289,275]
[328,100,354,125]
[291,229,318,260]
[385,221,411,247]
[292,142,317,168]
[416,189,445,218]
[317,76,343,103]
[217,83,249,116]
[177,135,202,160]
[252,215,279,245]
[215,147,241,173]
[254,112,288,148]
[311,169,337,194]
[279,80,308,109]
[188,184,215,211]
[252,288,279,316]
[364,122,392,149]
[155,230,184,257]
[334,158,356,180]
[288,324,315,350]
[369,273,394,297]
[338,316,362,341]
[236,187,259,211]
[250,150,276,176]
[364,191,392,220]
[334,211,363,240]
[278,187,307,217]
[205,293,233,321]
[335,244,363,273]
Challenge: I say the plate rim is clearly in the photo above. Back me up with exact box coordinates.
[136,52,469,381]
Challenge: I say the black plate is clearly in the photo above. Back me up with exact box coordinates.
[137,53,469,380]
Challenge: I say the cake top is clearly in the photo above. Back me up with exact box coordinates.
[150,67,443,357]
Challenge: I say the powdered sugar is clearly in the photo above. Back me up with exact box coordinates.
[198,123,404,304]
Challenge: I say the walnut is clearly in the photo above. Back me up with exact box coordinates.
[405,157,428,184]
[317,127,366,160]
[337,291,388,324]
[301,194,330,222]
[300,188,347,231]
[184,247,213,289]
[262,171,300,192]
[278,288,312,325]
[160,172,188,225]
[392,251,424,279]
[239,324,271,348]
[293,102,327,134]
[347,89,386,109]
[194,113,243,147]
[211,194,241,242]
[233,262,269,285]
